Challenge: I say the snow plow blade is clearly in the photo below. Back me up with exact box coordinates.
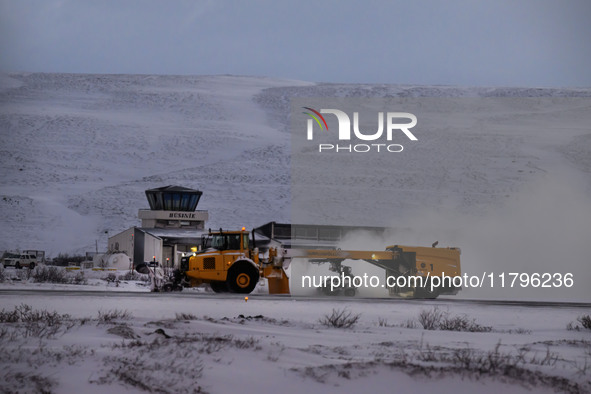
[263,266,290,294]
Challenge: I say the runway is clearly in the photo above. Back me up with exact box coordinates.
[1,288,589,309]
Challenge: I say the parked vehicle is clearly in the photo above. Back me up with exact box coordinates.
[2,253,38,269]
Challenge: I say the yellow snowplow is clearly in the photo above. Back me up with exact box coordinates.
[181,228,289,294]
[139,228,461,298]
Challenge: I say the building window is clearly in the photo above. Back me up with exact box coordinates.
[145,187,202,211]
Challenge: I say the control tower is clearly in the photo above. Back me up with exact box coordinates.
[108,185,208,268]
[139,186,208,229]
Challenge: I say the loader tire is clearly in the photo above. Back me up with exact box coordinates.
[29,262,35,270]
[321,285,340,296]
[227,261,259,294]
[414,283,439,299]
[210,281,229,293]
[344,287,356,297]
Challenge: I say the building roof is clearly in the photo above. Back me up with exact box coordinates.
[145,185,201,193]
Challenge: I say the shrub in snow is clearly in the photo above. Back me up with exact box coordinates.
[32,266,68,283]
[579,315,591,330]
[440,314,492,332]
[71,271,87,285]
[107,324,139,339]
[96,338,205,393]
[417,307,491,332]
[0,304,74,339]
[319,308,360,328]
[417,307,445,330]
[97,309,132,323]
[175,312,198,321]
[30,266,87,285]
[104,273,118,283]
[118,270,148,282]
[567,314,591,331]
[401,319,418,329]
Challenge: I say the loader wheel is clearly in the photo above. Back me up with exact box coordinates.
[210,281,229,293]
[344,287,356,297]
[414,283,439,299]
[321,286,340,296]
[227,261,259,294]
[29,262,35,270]
[162,283,173,292]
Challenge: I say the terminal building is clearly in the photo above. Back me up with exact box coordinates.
[108,186,208,268]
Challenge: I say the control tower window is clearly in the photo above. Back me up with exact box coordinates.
[145,186,202,211]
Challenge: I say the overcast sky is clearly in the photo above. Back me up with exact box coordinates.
[1,0,590,87]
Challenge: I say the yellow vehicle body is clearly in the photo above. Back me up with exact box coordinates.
[287,244,461,298]
[386,245,462,297]
[392,245,461,277]
[186,230,257,293]
[180,229,461,298]
[184,230,289,294]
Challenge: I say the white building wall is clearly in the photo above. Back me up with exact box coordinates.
[108,227,135,258]
[143,233,162,264]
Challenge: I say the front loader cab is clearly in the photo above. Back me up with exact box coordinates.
[206,229,250,253]
[211,233,241,251]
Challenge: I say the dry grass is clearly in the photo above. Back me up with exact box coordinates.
[415,307,492,332]
[97,309,133,323]
[319,308,361,329]
[0,304,75,339]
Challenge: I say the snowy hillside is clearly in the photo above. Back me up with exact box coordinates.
[1,74,590,303]
[0,73,311,254]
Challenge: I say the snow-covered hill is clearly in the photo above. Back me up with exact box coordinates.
[1,74,590,303]
[0,73,312,254]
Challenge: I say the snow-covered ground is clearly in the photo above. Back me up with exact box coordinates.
[0,279,589,393]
